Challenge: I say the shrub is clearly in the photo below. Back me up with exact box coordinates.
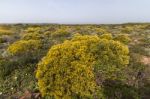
[7,40,42,56]
[99,33,112,40]
[114,34,131,44]
[95,28,109,35]
[24,27,42,34]
[22,33,44,40]
[6,39,44,66]
[36,34,129,98]
[121,26,134,33]
[36,35,98,98]
[51,29,71,38]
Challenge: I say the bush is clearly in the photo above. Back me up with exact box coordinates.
[36,34,129,98]
[95,28,109,35]
[22,33,44,40]
[99,33,112,40]
[36,35,98,98]
[114,34,131,44]
[51,29,71,38]
[6,40,43,65]
[7,40,42,56]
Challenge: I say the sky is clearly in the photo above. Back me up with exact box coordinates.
[0,0,150,24]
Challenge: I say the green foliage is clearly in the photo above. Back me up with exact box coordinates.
[130,45,149,56]
[0,64,37,95]
[0,37,6,43]
[102,80,139,99]
[139,82,150,99]
[0,60,17,80]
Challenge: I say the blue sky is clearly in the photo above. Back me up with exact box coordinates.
[0,0,150,24]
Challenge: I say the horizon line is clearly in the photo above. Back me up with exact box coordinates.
[0,22,150,25]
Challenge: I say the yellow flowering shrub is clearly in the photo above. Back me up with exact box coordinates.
[36,35,98,98]
[99,33,112,40]
[95,28,109,35]
[22,33,44,40]
[24,27,42,34]
[114,34,131,44]
[36,34,129,98]
[7,40,42,55]
[51,28,70,38]
[121,26,134,33]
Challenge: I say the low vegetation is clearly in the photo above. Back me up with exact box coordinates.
[0,23,149,99]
